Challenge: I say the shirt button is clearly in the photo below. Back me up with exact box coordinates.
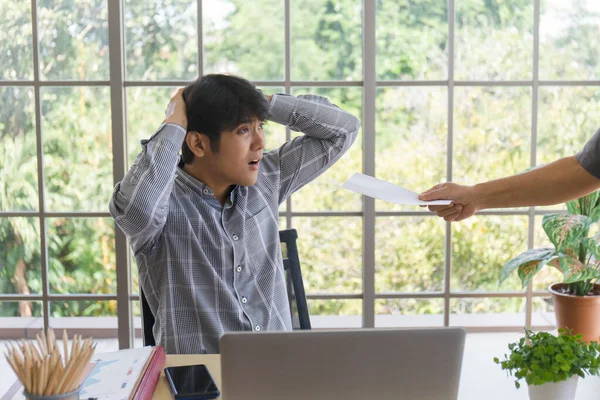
[241,297,248,304]
[232,234,239,241]
[203,188,210,195]
[236,265,242,272]
[255,325,261,332]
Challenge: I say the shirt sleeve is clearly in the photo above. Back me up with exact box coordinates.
[109,123,186,253]
[576,127,600,179]
[261,94,360,205]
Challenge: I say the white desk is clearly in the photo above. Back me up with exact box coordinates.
[152,349,600,400]
[3,335,599,399]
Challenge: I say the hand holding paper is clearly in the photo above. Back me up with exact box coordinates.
[342,173,452,206]
[419,181,479,221]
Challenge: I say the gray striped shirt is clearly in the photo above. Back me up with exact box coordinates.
[109,94,360,354]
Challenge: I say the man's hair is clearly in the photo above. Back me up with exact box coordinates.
[180,74,270,164]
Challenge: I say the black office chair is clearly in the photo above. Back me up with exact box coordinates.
[279,228,311,330]
[140,228,311,346]
[140,287,155,346]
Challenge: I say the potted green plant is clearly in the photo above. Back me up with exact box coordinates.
[495,329,600,400]
[500,190,600,341]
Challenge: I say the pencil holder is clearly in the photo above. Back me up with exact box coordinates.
[23,386,82,400]
[4,329,95,400]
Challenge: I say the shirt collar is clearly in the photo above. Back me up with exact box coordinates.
[176,167,214,198]
[176,167,240,201]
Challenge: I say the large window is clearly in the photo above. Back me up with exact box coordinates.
[1,0,600,348]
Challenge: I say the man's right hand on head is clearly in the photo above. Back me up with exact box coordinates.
[163,88,188,130]
[419,183,480,222]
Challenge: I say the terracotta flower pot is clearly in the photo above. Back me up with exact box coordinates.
[549,283,600,342]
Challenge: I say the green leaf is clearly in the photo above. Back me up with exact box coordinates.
[542,213,591,253]
[590,206,600,223]
[567,191,599,216]
[561,258,600,284]
[583,237,600,261]
[547,258,562,270]
[543,371,554,381]
[566,199,581,215]
[533,376,544,385]
[517,261,541,288]
[501,248,557,285]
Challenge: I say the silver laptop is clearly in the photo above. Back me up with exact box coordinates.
[220,327,466,400]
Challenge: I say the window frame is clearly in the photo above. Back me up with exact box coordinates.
[2,0,599,349]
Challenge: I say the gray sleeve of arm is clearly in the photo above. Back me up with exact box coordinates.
[576,128,600,179]
[109,123,186,252]
[263,94,360,205]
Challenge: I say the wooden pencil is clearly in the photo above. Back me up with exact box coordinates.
[46,329,53,355]
[62,329,69,367]
[37,332,48,355]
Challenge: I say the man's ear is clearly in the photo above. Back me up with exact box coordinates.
[185,131,210,158]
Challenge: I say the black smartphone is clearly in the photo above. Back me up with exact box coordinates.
[164,364,220,399]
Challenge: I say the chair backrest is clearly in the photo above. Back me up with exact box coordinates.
[140,228,311,346]
[140,287,156,346]
[279,228,311,330]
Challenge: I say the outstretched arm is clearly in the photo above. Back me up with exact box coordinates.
[419,156,600,221]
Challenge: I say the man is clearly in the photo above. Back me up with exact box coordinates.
[419,128,600,221]
[109,74,360,354]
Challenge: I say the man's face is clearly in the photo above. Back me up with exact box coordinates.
[205,118,265,187]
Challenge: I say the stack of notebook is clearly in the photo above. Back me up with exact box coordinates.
[2,346,165,400]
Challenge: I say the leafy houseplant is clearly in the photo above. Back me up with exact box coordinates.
[500,190,600,295]
[500,191,600,342]
[495,329,600,400]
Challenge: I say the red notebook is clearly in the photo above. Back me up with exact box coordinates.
[131,346,166,400]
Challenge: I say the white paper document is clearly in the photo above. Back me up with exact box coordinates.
[342,173,452,206]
